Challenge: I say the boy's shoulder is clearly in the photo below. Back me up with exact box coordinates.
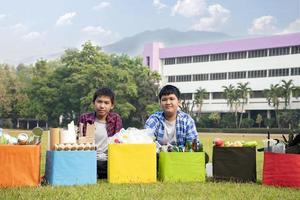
[151,111,164,118]
[177,110,194,120]
[80,112,95,118]
[108,112,122,118]
[147,111,164,121]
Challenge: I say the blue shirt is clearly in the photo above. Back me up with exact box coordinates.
[144,110,198,146]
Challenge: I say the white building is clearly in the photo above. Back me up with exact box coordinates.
[143,32,300,119]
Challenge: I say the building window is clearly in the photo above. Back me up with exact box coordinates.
[146,56,150,67]
[210,53,227,61]
[269,47,290,56]
[292,90,300,98]
[291,45,300,54]
[181,93,193,100]
[269,68,289,77]
[177,56,192,64]
[248,49,268,58]
[193,74,209,81]
[210,72,227,80]
[250,91,265,98]
[194,92,210,100]
[176,75,192,82]
[168,76,176,82]
[228,71,246,79]
[212,92,224,99]
[248,70,267,78]
[164,58,176,65]
[193,55,209,62]
[228,51,247,60]
[291,67,300,76]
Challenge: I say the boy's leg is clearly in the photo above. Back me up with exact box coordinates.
[97,160,107,179]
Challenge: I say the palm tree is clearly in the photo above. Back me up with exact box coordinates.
[281,79,295,109]
[237,82,252,128]
[223,84,240,128]
[194,87,208,117]
[264,84,282,128]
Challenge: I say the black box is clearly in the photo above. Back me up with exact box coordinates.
[213,146,256,182]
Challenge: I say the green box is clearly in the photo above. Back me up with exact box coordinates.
[159,152,205,182]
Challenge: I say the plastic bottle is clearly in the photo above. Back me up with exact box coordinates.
[192,139,197,152]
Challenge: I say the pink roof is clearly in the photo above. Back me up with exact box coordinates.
[159,32,300,58]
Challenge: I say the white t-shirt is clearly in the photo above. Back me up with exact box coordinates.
[95,119,108,161]
[162,120,176,145]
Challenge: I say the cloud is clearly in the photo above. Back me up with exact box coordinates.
[192,4,230,31]
[281,18,300,34]
[172,0,207,18]
[21,31,43,41]
[81,26,112,35]
[80,26,120,46]
[56,12,77,26]
[248,16,278,35]
[153,0,167,10]
[93,1,111,10]
[10,23,28,34]
[0,14,6,19]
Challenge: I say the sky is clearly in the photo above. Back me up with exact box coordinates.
[0,0,299,65]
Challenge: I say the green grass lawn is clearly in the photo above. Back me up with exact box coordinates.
[1,130,299,200]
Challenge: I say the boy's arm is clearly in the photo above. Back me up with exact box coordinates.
[186,117,199,143]
[115,114,123,133]
[144,115,159,137]
[77,114,86,136]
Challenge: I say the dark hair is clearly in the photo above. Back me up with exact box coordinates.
[158,85,181,100]
[93,87,115,104]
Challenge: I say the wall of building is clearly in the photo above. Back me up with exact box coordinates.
[143,33,300,113]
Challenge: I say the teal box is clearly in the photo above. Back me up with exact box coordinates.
[45,151,97,186]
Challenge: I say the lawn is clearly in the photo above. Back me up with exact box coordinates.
[1,129,299,200]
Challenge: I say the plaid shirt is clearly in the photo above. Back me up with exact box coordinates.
[78,112,123,137]
[144,110,198,146]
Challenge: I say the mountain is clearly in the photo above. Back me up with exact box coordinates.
[103,28,233,56]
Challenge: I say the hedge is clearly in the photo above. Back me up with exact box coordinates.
[197,128,300,134]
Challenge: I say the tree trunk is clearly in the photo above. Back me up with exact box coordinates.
[239,100,245,128]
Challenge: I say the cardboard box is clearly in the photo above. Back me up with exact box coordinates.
[0,145,41,187]
[45,150,97,186]
[108,144,156,183]
[159,152,205,182]
[213,147,256,182]
[263,152,300,188]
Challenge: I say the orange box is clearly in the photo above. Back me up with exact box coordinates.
[0,145,41,187]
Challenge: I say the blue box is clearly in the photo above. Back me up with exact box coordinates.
[45,151,97,186]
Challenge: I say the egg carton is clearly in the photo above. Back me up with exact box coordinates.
[54,143,96,151]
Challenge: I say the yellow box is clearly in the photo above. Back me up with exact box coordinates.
[108,144,156,183]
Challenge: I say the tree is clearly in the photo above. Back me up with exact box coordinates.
[241,118,254,128]
[180,98,195,116]
[223,84,240,128]
[256,114,263,128]
[194,87,208,117]
[281,79,295,109]
[264,84,282,128]
[220,113,236,128]
[208,112,221,127]
[278,110,300,129]
[237,82,251,128]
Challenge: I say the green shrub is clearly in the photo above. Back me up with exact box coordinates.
[197,127,297,134]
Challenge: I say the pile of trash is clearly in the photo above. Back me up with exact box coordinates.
[108,128,155,144]
[0,127,43,145]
